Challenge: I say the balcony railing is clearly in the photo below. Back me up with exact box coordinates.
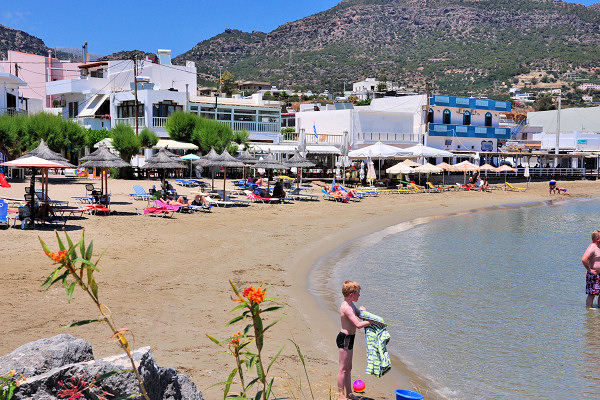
[222,120,280,133]
[153,117,168,128]
[281,132,343,144]
[360,132,420,143]
[429,123,511,139]
[0,107,27,116]
[113,117,146,128]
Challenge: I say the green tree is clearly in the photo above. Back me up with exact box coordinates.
[110,124,140,162]
[0,114,18,158]
[85,128,111,148]
[220,71,236,97]
[530,77,538,85]
[138,128,159,149]
[232,129,250,151]
[165,111,197,143]
[192,117,234,154]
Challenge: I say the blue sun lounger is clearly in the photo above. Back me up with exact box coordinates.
[130,185,153,201]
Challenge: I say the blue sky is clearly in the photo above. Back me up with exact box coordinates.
[1,0,597,57]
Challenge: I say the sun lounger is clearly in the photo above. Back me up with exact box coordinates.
[143,206,175,217]
[0,199,10,229]
[246,191,282,204]
[175,179,199,187]
[426,182,442,193]
[71,196,94,204]
[84,204,111,215]
[206,196,237,208]
[34,189,69,207]
[503,182,526,191]
[288,188,319,201]
[216,190,252,206]
[321,187,349,203]
[130,185,153,201]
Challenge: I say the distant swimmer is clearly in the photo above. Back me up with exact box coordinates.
[582,229,600,308]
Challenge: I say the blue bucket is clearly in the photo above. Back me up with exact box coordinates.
[395,389,423,400]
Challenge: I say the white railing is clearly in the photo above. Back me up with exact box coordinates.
[281,132,343,144]
[153,117,168,128]
[479,168,585,178]
[113,117,146,128]
[361,132,420,143]
[224,120,280,133]
[0,108,27,116]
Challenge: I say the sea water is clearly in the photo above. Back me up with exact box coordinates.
[323,198,600,400]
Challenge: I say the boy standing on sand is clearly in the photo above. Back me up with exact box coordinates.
[337,281,372,400]
[582,230,600,308]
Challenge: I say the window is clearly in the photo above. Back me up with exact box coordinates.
[443,109,451,124]
[68,101,79,118]
[258,110,279,123]
[90,69,104,78]
[217,108,231,121]
[152,100,182,118]
[463,110,471,126]
[485,112,492,127]
[117,101,144,118]
[427,108,434,123]
[233,109,256,122]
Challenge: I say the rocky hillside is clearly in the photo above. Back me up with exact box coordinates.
[0,24,48,58]
[173,0,600,94]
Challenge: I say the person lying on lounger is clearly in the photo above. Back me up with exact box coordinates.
[167,195,209,207]
[330,185,359,198]
[480,179,489,191]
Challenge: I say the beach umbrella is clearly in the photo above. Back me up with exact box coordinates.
[495,164,517,184]
[17,139,76,204]
[349,142,410,180]
[236,149,258,185]
[180,153,201,178]
[436,162,454,185]
[253,153,288,191]
[359,162,365,182]
[477,163,496,179]
[401,159,420,167]
[386,161,414,175]
[194,147,220,191]
[141,147,186,196]
[285,149,315,188]
[413,162,443,185]
[452,161,479,184]
[1,156,69,229]
[402,143,453,162]
[203,149,245,198]
[80,143,130,199]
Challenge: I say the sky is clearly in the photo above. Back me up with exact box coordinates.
[1,0,597,57]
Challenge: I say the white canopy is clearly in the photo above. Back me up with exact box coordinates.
[251,143,340,154]
[1,156,68,168]
[77,94,109,118]
[153,139,199,150]
[386,161,414,174]
[402,144,453,157]
[348,141,410,158]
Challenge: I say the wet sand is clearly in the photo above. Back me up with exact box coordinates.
[0,177,597,399]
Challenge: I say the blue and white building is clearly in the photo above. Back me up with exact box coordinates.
[426,95,512,153]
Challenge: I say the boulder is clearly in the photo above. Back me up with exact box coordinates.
[0,335,204,400]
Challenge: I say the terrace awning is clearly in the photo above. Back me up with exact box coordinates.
[77,94,108,117]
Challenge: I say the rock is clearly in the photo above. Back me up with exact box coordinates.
[0,334,93,378]
[0,335,203,400]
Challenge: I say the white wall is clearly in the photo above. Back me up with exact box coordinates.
[296,109,352,137]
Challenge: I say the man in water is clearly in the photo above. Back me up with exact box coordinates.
[337,281,372,400]
[582,230,600,308]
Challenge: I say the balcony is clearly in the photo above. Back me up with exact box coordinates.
[359,132,419,144]
[113,117,146,128]
[224,120,280,133]
[281,132,343,144]
[0,107,27,116]
[46,77,108,96]
[429,123,511,139]
[153,117,167,128]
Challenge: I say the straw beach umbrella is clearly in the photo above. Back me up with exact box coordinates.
[236,149,258,185]
[285,149,315,188]
[194,147,220,191]
[203,149,245,198]
[253,153,287,191]
[80,143,130,200]
[141,147,186,196]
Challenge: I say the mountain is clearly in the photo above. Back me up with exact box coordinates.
[52,47,104,62]
[97,50,156,62]
[0,24,48,58]
[173,0,600,94]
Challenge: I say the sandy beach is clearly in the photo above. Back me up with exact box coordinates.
[0,177,597,399]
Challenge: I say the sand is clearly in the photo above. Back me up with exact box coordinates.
[0,177,597,400]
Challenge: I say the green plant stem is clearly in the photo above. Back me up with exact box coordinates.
[65,262,151,400]
[234,350,247,397]
[251,309,267,400]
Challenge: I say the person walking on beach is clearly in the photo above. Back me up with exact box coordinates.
[582,230,600,308]
[337,281,372,400]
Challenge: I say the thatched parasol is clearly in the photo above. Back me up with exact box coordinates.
[80,144,130,198]
[193,147,220,190]
[141,147,186,195]
[236,149,257,185]
[204,149,245,198]
[253,153,288,191]
[285,150,315,187]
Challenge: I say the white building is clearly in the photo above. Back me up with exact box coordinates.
[0,67,30,116]
[351,78,397,100]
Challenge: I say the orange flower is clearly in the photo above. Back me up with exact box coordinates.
[245,286,266,304]
[230,331,243,345]
[45,250,68,263]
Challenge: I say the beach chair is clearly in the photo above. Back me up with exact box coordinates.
[0,199,10,229]
[131,185,153,201]
[34,189,69,207]
[216,190,252,206]
[206,196,237,208]
[426,182,441,193]
[288,187,319,201]
[321,187,349,203]
[142,205,175,217]
[503,182,526,192]
[337,185,362,201]
[245,191,282,204]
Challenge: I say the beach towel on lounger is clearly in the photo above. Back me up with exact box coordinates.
[359,310,391,377]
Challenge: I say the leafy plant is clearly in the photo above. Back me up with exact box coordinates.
[0,370,24,400]
[110,124,140,163]
[207,282,284,400]
[39,231,150,400]
[138,128,159,149]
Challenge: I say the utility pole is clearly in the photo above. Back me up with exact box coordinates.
[133,55,139,136]
[424,82,430,146]
[14,63,18,77]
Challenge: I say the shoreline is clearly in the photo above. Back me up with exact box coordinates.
[0,178,598,400]
[301,195,597,399]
